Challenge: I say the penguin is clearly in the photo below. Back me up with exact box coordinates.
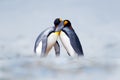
[55,20,84,57]
[34,18,62,57]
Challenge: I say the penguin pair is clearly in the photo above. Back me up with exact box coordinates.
[34,18,84,57]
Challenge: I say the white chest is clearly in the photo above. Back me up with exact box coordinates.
[60,31,76,57]
[36,33,59,55]
[46,33,59,53]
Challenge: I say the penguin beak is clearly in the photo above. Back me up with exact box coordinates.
[55,21,64,32]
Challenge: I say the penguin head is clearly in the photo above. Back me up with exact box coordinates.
[54,18,62,27]
[63,20,71,27]
[54,18,63,32]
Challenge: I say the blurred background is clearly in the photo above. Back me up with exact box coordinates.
[0,0,120,80]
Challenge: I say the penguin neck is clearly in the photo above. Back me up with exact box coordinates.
[55,31,60,35]
[69,26,73,30]
[64,26,73,30]
[54,26,57,31]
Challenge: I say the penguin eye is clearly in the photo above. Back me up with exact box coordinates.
[64,21,68,26]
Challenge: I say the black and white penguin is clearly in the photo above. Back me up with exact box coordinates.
[56,20,84,57]
[34,18,62,57]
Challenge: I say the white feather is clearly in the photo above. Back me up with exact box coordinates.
[35,32,59,56]
[60,31,77,57]
[46,33,58,54]
[36,41,42,56]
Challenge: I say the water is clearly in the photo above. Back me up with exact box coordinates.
[1,56,120,80]
[0,0,120,80]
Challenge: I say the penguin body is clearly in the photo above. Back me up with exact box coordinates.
[60,27,83,57]
[56,20,84,57]
[34,27,60,57]
[60,30,75,56]
[34,18,62,57]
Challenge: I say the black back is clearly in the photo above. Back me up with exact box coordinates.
[62,27,84,56]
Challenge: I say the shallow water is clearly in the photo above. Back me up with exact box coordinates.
[0,55,120,80]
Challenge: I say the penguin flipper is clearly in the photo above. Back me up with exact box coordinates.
[34,27,55,56]
[34,30,45,53]
[54,41,60,56]
[41,36,47,57]
[69,32,84,56]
